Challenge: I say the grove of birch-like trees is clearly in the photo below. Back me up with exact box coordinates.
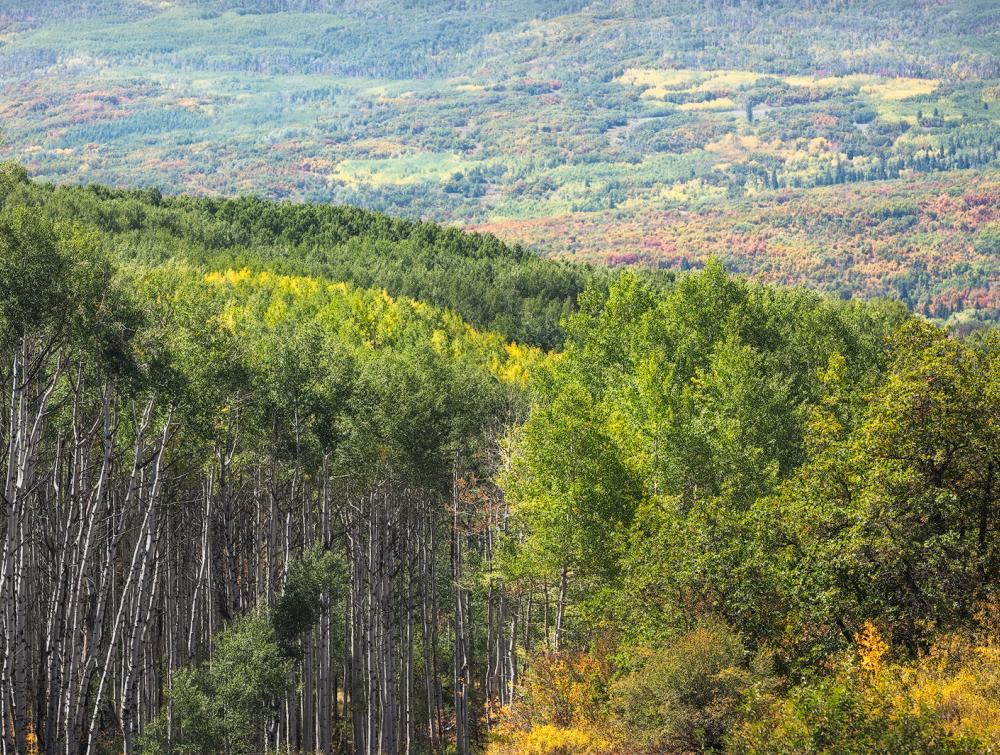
[0,174,547,754]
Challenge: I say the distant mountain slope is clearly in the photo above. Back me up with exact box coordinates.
[474,168,1000,333]
[1,1,998,323]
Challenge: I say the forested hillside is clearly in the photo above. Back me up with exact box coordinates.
[1,166,998,754]
[2,0,999,324]
[0,163,620,350]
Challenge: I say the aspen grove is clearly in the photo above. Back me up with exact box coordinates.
[1,165,998,754]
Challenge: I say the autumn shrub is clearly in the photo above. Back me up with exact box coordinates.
[487,650,612,754]
[728,621,992,754]
[522,651,610,728]
[608,619,751,753]
[488,724,613,755]
[902,617,1000,748]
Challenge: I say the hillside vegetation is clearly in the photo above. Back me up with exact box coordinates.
[2,1,999,323]
[0,167,997,754]
[0,163,622,349]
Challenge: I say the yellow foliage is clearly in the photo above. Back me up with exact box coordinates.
[617,68,938,105]
[617,68,761,100]
[705,133,805,162]
[783,73,939,100]
[693,70,762,91]
[430,328,448,354]
[491,341,541,387]
[807,136,830,154]
[489,650,613,753]
[856,620,888,676]
[325,281,350,297]
[197,267,540,404]
[901,634,1000,747]
[218,303,240,331]
[616,67,701,91]
[862,78,940,101]
[274,274,320,297]
[204,267,253,287]
[734,618,1000,752]
[678,96,736,111]
[655,178,727,203]
[264,295,289,327]
[26,722,39,755]
[637,86,669,100]
[521,652,608,728]
[331,152,467,187]
[489,724,612,755]
[847,614,1000,749]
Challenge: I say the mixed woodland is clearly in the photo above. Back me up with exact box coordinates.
[1,164,998,754]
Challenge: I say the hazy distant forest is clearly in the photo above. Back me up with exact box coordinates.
[2,0,999,326]
[1,1,999,754]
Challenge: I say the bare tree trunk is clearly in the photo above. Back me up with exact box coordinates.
[554,565,568,653]
[452,468,471,755]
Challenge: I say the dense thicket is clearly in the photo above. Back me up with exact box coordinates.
[0,192,543,754]
[492,266,1000,753]
[1,169,997,754]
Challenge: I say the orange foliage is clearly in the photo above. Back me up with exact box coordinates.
[473,171,1000,322]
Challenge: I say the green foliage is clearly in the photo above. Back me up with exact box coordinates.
[2,167,996,752]
[756,320,1000,659]
[975,223,1000,256]
[502,263,911,647]
[0,173,547,754]
[0,172,614,349]
[143,547,350,753]
[497,258,999,751]
[0,202,143,384]
[4,1,999,321]
[212,612,293,750]
[140,670,224,755]
[0,162,29,204]
[271,547,342,657]
[503,375,641,584]
[610,620,751,753]
[142,612,292,755]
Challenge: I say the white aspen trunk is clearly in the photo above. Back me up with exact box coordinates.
[85,401,167,755]
[452,468,471,755]
[554,565,568,653]
[121,409,171,754]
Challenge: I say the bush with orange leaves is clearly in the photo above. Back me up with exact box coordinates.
[488,621,755,754]
[487,650,614,754]
[729,618,999,753]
